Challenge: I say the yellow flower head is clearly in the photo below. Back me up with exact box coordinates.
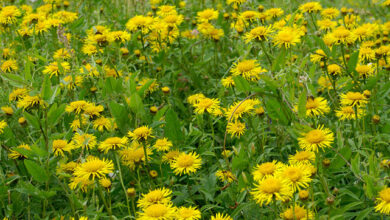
[298,125,334,152]
[230,59,266,81]
[170,152,202,175]
[98,137,128,153]
[375,187,390,215]
[153,138,173,152]
[128,126,153,141]
[73,157,114,180]
[281,204,314,220]
[275,164,312,192]
[305,96,330,117]
[137,187,172,209]
[252,161,282,182]
[340,92,368,107]
[251,176,293,206]
[52,139,74,156]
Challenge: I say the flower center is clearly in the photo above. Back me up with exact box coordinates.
[258,163,276,175]
[145,204,168,217]
[380,189,390,202]
[177,155,194,168]
[284,167,303,182]
[261,178,281,194]
[305,130,325,144]
[237,61,255,72]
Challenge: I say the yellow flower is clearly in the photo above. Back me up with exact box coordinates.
[72,133,97,150]
[8,144,30,159]
[17,95,45,110]
[230,59,266,81]
[281,204,314,220]
[288,151,315,165]
[273,27,301,48]
[153,138,173,152]
[317,19,337,31]
[73,157,114,180]
[137,187,172,209]
[310,49,326,63]
[327,64,342,76]
[53,48,73,60]
[299,2,322,13]
[99,177,111,189]
[197,8,218,23]
[157,5,177,17]
[1,106,13,115]
[359,47,376,62]
[298,125,334,152]
[210,213,232,220]
[1,59,18,72]
[187,93,206,104]
[226,121,246,137]
[226,0,247,7]
[215,170,236,183]
[137,203,176,220]
[176,206,201,220]
[170,152,202,175]
[224,98,260,120]
[119,142,153,169]
[252,161,282,182]
[330,26,357,45]
[9,88,28,101]
[340,92,368,107]
[355,64,375,78]
[275,164,312,192]
[221,76,235,88]
[266,8,284,19]
[0,6,21,24]
[93,117,112,132]
[335,106,364,120]
[42,61,71,78]
[65,100,89,114]
[128,126,153,141]
[244,25,273,43]
[162,150,180,164]
[321,8,339,19]
[83,103,104,118]
[52,139,74,156]
[126,15,153,33]
[375,187,390,215]
[98,137,128,153]
[193,98,220,114]
[251,176,292,206]
[305,96,330,117]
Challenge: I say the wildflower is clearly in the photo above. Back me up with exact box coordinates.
[305,96,330,117]
[126,15,153,33]
[137,188,172,208]
[1,106,13,116]
[355,64,375,78]
[162,150,180,164]
[330,26,357,45]
[340,92,368,106]
[252,161,282,182]
[176,206,201,220]
[66,100,89,114]
[128,126,153,141]
[197,8,218,23]
[52,139,74,156]
[99,177,111,189]
[42,62,71,78]
[74,157,114,180]
[72,133,97,150]
[153,138,173,152]
[299,2,322,13]
[226,121,246,137]
[53,48,73,59]
[281,204,314,220]
[120,142,153,169]
[310,49,326,63]
[216,170,236,183]
[317,19,337,31]
[93,117,112,132]
[359,47,376,62]
[244,25,273,43]
[230,59,266,81]
[321,8,339,19]
[335,106,364,120]
[251,176,293,206]
[210,213,233,220]
[1,60,18,72]
[137,203,176,220]
[0,6,21,24]
[221,76,235,88]
[327,64,342,76]
[83,103,104,118]
[8,144,31,159]
[266,8,284,19]
[375,187,390,215]
[170,152,202,175]
[9,88,28,101]
[298,125,334,152]
[17,95,45,110]
[193,98,220,114]
[273,27,301,48]
[224,98,260,120]
[276,164,312,192]
[288,151,315,165]
[187,93,206,104]
[98,137,128,153]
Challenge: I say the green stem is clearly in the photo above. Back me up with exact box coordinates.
[114,153,132,217]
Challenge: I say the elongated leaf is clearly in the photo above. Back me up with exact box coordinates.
[24,160,48,183]
[23,112,40,130]
[164,109,184,143]
[233,76,251,92]
[298,91,307,118]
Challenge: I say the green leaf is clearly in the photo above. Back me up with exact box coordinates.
[48,103,66,126]
[23,112,40,130]
[164,109,184,143]
[24,160,48,183]
[347,51,359,73]
[232,76,251,92]
[137,79,154,96]
[108,101,128,132]
[128,93,145,118]
[272,47,287,72]
[41,75,52,102]
[351,154,360,177]
[264,97,289,125]
[298,91,307,118]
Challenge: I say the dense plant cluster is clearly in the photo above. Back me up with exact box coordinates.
[0,0,390,219]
